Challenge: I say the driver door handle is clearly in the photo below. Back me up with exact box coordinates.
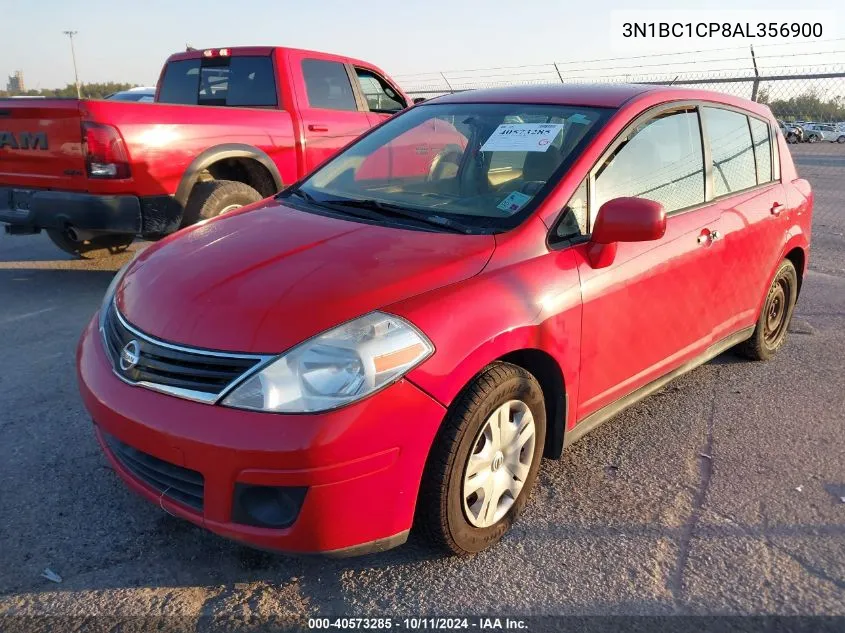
[308,124,329,132]
[771,202,785,216]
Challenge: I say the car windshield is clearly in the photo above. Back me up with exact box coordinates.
[290,102,610,232]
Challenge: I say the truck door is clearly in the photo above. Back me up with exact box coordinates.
[289,53,374,173]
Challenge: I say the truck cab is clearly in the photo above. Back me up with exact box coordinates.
[0,46,409,257]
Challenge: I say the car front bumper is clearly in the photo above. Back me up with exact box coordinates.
[76,317,446,555]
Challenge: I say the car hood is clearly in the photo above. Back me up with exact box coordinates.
[115,200,495,353]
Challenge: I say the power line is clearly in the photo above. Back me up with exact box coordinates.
[394,38,845,79]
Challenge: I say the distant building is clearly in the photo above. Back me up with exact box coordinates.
[7,71,25,93]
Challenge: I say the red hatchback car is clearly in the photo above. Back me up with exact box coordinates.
[78,84,812,556]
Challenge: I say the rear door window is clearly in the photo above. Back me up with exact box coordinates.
[702,107,757,196]
[301,59,358,111]
[159,55,277,107]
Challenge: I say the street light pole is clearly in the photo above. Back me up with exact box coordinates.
[63,30,81,98]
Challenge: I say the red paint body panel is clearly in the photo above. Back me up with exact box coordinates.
[77,84,814,553]
[116,201,494,352]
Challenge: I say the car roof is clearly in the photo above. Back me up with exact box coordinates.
[430,83,658,108]
[426,83,770,115]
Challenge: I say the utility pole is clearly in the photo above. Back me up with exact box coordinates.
[750,44,760,103]
[63,30,81,98]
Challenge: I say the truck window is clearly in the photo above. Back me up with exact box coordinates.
[159,56,277,107]
[159,59,201,105]
[354,68,406,113]
[301,59,358,111]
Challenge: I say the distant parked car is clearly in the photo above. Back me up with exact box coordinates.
[780,121,804,144]
[106,87,156,102]
[803,123,845,143]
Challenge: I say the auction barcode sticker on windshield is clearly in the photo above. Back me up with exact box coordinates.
[481,123,564,153]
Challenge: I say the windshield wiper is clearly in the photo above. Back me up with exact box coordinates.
[323,198,477,234]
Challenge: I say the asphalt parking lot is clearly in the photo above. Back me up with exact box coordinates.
[0,143,843,627]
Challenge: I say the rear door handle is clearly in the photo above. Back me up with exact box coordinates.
[771,202,785,216]
[308,124,329,132]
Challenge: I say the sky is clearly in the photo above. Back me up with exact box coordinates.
[1,0,843,91]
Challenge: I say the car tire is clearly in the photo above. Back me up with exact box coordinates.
[807,135,819,144]
[182,180,263,226]
[415,362,546,555]
[46,229,134,259]
[837,135,845,144]
[736,259,799,361]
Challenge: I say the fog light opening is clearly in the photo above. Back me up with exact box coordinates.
[233,484,307,529]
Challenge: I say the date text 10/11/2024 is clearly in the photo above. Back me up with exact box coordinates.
[307,617,529,630]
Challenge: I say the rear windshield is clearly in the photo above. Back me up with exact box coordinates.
[158,55,277,107]
[295,102,610,232]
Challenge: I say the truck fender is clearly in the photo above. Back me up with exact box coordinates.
[175,144,284,207]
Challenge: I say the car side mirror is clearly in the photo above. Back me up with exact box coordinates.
[587,197,666,269]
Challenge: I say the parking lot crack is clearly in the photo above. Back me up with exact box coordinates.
[667,368,719,608]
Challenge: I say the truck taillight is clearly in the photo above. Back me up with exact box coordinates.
[82,122,130,179]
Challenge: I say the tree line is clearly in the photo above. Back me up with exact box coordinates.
[757,88,845,122]
[0,82,139,99]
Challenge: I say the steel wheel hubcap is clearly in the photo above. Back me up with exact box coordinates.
[462,400,536,528]
[764,279,789,344]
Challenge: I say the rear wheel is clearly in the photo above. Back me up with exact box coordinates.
[182,180,262,226]
[736,259,798,361]
[837,135,845,144]
[415,362,546,555]
[807,134,819,144]
[46,229,134,259]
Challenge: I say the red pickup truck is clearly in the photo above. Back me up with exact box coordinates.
[0,46,410,257]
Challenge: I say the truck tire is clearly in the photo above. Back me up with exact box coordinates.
[182,180,263,226]
[46,229,134,259]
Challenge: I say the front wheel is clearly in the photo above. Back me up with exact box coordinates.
[807,135,819,144]
[415,362,546,555]
[837,135,845,144]
[46,229,134,259]
[736,259,798,361]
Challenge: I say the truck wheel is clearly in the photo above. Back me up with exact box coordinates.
[416,362,546,555]
[182,180,262,226]
[46,229,134,259]
[735,259,798,361]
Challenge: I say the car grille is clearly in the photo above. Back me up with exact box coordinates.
[101,301,265,402]
[105,434,205,511]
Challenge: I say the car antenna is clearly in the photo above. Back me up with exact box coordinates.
[668,75,679,86]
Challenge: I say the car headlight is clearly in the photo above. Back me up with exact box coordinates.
[221,312,434,413]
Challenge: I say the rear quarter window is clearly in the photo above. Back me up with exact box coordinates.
[749,117,773,184]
